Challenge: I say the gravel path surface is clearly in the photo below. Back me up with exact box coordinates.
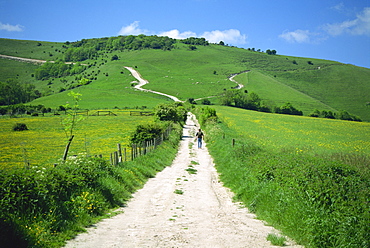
[64,113,302,248]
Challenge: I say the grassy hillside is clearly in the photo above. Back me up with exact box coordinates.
[0,38,66,60]
[0,37,369,120]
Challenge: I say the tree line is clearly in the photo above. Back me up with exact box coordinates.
[35,61,87,80]
[0,79,41,106]
[66,35,177,58]
[180,37,209,46]
[0,103,51,116]
[218,89,361,121]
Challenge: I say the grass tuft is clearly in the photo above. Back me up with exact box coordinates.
[267,233,286,246]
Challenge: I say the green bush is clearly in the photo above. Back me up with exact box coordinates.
[154,102,187,124]
[195,106,218,126]
[13,123,28,131]
[130,122,166,144]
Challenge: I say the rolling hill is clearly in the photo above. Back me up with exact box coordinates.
[0,36,369,120]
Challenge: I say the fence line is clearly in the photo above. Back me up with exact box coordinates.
[109,124,172,166]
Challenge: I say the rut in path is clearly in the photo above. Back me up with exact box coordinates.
[65,113,301,248]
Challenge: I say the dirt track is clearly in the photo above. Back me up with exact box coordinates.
[64,113,301,248]
[125,66,182,102]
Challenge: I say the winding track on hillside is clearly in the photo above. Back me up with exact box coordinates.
[125,66,247,102]
[124,66,183,102]
[64,67,301,248]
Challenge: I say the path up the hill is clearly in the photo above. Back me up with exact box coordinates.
[65,113,301,248]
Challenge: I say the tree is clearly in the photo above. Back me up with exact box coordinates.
[266,49,277,55]
[276,102,303,116]
[0,79,40,105]
[219,41,225,46]
[154,103,187,123]
[187,98,196,104]
[188,45,197,51]
[130,123,164,144]
[61,91,85,160]
[201,99,211,105]
[219,89,248,108]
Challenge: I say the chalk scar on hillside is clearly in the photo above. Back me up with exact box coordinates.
[229,70,250,89]
[124,66,183,103]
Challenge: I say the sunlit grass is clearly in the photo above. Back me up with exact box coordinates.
[0,110,153,168]
[214,106,370,155]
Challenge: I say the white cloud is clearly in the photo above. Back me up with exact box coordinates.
[279,29,312,43]
[118,21,149,36]
[323,7,370,36]
[331,2,344,12]
[118,21,247,45]
[0,22,24,32]
[158,29,196,39]
[201,29,247,45]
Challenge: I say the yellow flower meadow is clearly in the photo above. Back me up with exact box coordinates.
[0,110,153,168]
[214,106,370,155]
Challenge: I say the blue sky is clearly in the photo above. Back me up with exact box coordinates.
[1,0,369,68]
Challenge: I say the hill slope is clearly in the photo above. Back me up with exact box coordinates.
[0,37,369,120]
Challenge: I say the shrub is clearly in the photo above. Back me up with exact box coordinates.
[13,123,28,131]
[197,106,218,126]
[201,99,211,105]
[275,102,303,116]
[154,103,187,124]
[130,122,166,144]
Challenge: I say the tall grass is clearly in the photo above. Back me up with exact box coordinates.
[0,123,182,247]
[195,106,370,247]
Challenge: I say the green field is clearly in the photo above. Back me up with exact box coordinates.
[0,110,153,169]
[214,105,370,155]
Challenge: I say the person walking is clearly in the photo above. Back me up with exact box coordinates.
[195,129,204,149]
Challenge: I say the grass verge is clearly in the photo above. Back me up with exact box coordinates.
[195,107,370,247]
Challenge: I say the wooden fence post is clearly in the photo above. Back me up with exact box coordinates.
[232,138,235,147]
[124,148,127,162]
[117,144,122,163]
[114,151,118,165]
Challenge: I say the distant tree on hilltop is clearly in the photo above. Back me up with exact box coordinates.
[181,37,209,46]
[266,49,277,55]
